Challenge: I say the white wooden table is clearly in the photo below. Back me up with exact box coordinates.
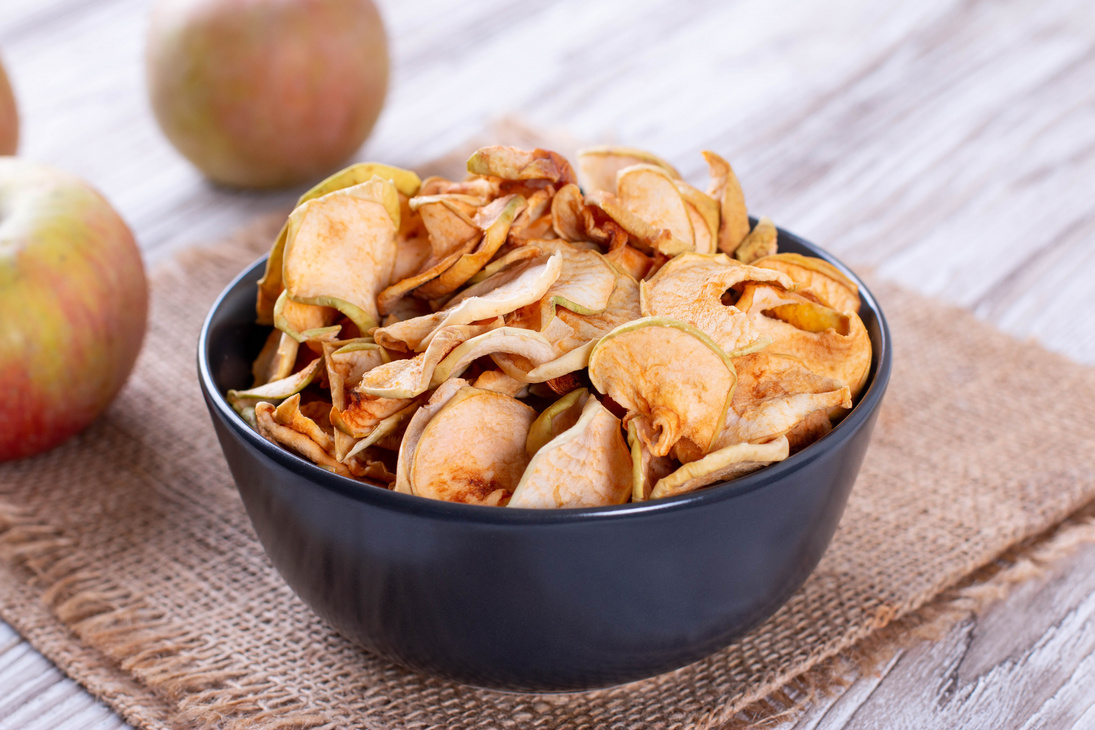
[1,0,1093,726]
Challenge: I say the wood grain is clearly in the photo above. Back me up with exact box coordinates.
[0,0,1093,726]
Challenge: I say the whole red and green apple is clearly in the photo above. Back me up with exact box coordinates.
[145,0,390,189]
[0,55,17,155]
[0,160,148,461]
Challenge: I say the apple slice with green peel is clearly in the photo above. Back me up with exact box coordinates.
[752,252,861,313]
[344,398,423,462]
[282,178,400,335]
[526,388,588,457]
[534,240,619,326]
[588,317,737,458]
[575,146,681,195]
[411,386,537,505]
[228,357,322,412]
[255,401,351,478]
[735,216,778,264]
[616,164,694,249]
[674,180,720,255]
[508,396,631,509]
[735,283,873,399]
[640,252,794,355]
[251,329,300,387]
[272,290,341,343]
[627,419,677,502]
[256,163,421,324]
[393,378,469,494]
[465,244,543,286]
[584,190,691,256]
[430,327,559,387]
[702,150,751,256]
[710,352,851,450]
[651,436,790,500]
[413,194,527,300]
[466,146,577,186]
[356,320,501,399]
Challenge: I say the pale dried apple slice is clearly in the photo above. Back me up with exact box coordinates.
[702,150,750,255]
[465,244,543,286]
[508,396,631,509]
[413,194,527,300]
[282,178,400,334]
[255,401,351,477]
[430,327,559,386]
[535,240,618,325]
[736,283,872,399]
[752,252,861,313]
[708,352,851,452]
[251,329,300,386]
[256,163,421,324]
[272,393,335,454]
[228,358,322,413]
[616,164,694,248]
[584,190,691,256]
[272,290,340,343]
[640,252,794,354]
[410,386,537,505]
[374,253,562,352]
[675,180,720,255]
[472,369,528,398]
[344,399,422,461]
[734,216,778,264]
[393,378,469,494]
[627,419,677,502]
[356,320,501,399]
[525,387,589,457]
[651,436,790,500]
[588,317,736,458]
[575,146,681,195]
[466,146,577,186]
[409,194,483,259]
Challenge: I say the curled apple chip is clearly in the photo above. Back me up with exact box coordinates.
[410,386,537,505]
[255,401,351,478]
[472,369,528,398]
[466,145,577,187]
[393,378,468,495]
[628,419,677,502]
[588,317,736,458]
[640,252,793,354]
[272,290,340,344]
[585,190,691,257]
[251,329,300,387]
[709,352,852,451]
[575,146,681,195]
[752,252,861,313]
[736,283,872,399]
[703,150,750,256]
[431,327,558,386]
[616,164,696,250]
[283,178,400,334]
[651,436,790,500]
[675,180,720,255]
[228,358,322,413]
[535,240,618,324]
[374,252,562,352]
[509,396,631,509]
[344,399,422,462]
[734,216,778,264]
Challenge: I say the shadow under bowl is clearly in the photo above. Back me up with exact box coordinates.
[197,228,891,692]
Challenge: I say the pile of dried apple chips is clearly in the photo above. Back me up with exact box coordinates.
[228,146,872,508]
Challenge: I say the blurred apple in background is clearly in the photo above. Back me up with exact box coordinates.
[145,0,389,189]
[0,55,17,155]
[0,160,148,461]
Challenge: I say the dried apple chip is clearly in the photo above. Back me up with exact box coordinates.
[752,252,861,313]
[393,378,469,495]
[640,252,793,354]
[255,401,351,477]
[702,150,750,256]
[228,358,322,413]
[675,180,720,255]
[585,190,691,257]
[410,386,537,505]
[575,146,681,195]
[466,145,577,186]
[651,436,790,500]
[588,317,736,458]
[508,396,631,509]
[282,178,400,334]
[734,216,778,264]
[251,329,299,387]
[616,164,694,248]
[627,419,677,502]
[272,290,340,343]
[535,240,618,324]
[525,388,589,457]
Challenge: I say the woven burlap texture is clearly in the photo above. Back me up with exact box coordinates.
[1,215,1094,730]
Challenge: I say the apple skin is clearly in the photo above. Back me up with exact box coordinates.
[146,0,389,189]
[0,56,17,155]
[0,159,148,461]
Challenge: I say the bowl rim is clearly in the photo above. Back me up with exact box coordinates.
[198,226,891,525]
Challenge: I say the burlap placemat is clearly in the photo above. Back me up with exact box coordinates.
[2,214,1095,730]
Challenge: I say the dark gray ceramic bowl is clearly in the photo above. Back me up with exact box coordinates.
[198,228,891,691]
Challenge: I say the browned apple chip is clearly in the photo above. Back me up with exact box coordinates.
[240,147,874,506]
[588,318,736,458]
[509,396,631,509]
[410,386,537,505]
